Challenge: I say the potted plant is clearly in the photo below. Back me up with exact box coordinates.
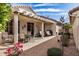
[6,42,23,56]
[24,34,31,42]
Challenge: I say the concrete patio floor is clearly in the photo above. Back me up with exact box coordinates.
[0,36,57,56]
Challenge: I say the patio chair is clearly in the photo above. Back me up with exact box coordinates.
[2,32,7,43]
[35,31,42,37]
[27,31,33,41]
[8,35,14,43]
[27,31,32,36]
[19,34,25,42]
[2,32,14,43]
[46,30,51,36]
[49,30,53,35]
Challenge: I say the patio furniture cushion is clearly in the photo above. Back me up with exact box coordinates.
[6,35,14,43]
[19,34,25,39]
[39,31,42,35]
[35,32,41,37]
[2,32,14,43]
[27,31,32,36]
[2,32,8,39]
[19,34,29,43]
[46,31,51,36]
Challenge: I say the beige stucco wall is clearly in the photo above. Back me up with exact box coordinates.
[56,25,62,35]
[51,23,56,36]
[71,10,79,50]
[45,23,53,31]
[19,15,42,35]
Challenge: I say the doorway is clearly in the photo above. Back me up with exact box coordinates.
[27,22,34,36]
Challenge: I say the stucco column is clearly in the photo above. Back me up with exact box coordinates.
[52,23,56,36]
[41,22,44,38]
[34,22,36,37]
[26,22,27,34]
[13,13,19,43]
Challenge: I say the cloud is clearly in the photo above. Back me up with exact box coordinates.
[53,12,68,15]
[37,12,68,17]
[33,3,58,7]
[34,8,65,12]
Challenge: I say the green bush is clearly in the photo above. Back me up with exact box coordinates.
[25,34,30,39]
[64,33,70,39]
[62,32,70,46]
[47,48,62,56]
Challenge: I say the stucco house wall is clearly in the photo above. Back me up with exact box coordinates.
[69,7,79,50]
[72,11,79,50]
[56,25,62,35]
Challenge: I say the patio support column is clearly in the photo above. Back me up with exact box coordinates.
[52,23,56,36]
[13,12,19,43]
[26,22,27,34]
[34,22,36,37]
[41,22,44,38]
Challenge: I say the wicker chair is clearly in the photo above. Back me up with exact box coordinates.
[2,32,14,43]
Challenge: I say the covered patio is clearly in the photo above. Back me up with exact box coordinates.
[0,6,56,45]
[13,12,56,43]
[1,11,56,44]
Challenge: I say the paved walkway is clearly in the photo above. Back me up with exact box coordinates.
[63,39,79,56]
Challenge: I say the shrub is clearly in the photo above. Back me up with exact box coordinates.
[25,34,30,39]
[62,32,70,46]
[64,33,70,39]
[47,48,62,56]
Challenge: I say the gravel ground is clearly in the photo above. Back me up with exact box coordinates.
[63,39,79,56]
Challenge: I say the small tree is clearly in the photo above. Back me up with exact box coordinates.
[62,23,72,46]
[64,23,72,33]
[0,3,12,32]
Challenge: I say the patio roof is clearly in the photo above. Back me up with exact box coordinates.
[39,15,62,26]
[69,6,79,14]
[13,6,56,24]
[68,6,79,24]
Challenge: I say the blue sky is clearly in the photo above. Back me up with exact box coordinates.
[12,3,79,22]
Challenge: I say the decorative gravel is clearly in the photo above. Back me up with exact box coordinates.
[63,39,79,56]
